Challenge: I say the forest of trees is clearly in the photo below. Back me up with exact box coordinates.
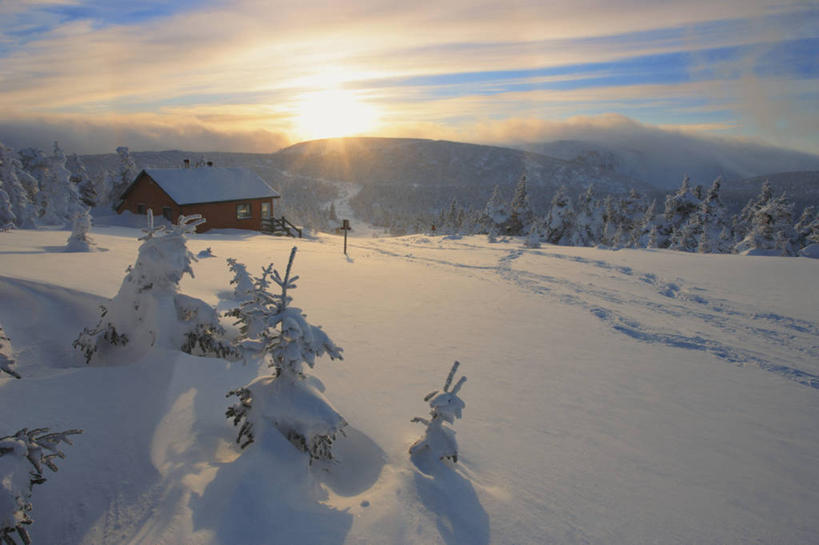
[1,139,816,256]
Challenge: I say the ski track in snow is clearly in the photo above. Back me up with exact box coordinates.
[359,239,819,390]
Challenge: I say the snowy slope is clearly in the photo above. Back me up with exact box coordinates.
[1,227,818,545]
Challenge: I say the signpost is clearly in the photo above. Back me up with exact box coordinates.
[341,219,351,255]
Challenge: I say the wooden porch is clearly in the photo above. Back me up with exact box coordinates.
[261,216,302,238]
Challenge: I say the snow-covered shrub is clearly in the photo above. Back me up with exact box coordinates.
[481,185,508,237]
[410,361,467,463]
[226,247,346,463]
[1,428,81,545]
[734,188,795,255]
[196,247,215,259]
[524,223,542,248]
[544,185,575,245]
[74,211,238,364]
[0,325,19,379]
[64,208,95,252]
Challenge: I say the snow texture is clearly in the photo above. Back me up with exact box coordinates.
[142,167,280,205]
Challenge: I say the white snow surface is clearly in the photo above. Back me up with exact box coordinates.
[142,167,280,205]
[1,227,818,544]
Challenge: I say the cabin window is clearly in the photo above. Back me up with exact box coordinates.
[136,203,146,214]
[236,203,252,219]
[163,207,173,221]
[261,201,271,218]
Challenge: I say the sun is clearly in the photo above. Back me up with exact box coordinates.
[293,89,379,141]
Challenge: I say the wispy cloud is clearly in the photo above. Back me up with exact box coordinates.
[0,0,816,153]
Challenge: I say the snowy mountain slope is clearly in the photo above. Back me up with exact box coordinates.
[1,227,818,544]
[520,138,819,191]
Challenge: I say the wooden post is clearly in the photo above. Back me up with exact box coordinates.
[341,219,351,255]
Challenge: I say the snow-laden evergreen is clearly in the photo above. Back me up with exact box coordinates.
[65,153,97,207]
[0,325,19,380]
[481,185,508,237]
[0,144,37,229]
[734,186,796,256]
[506,175,533,236]
[1,428,81,545]
[410,360,467,463]
[105,147,138,207]
[226,257,255,303]
[73,211,237,363]
[64,208,95,252]
[36,143,84,227]
[226,247,346,462]
[544,185,575,245]
[570,185,604,247]
[661,176,701,248]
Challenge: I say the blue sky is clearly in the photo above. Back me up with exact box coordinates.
[0,0,816,153]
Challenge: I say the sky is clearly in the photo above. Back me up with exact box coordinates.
[0,0,817,154]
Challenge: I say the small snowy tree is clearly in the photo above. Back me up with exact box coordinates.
[226,247,346,462]
[660,176,701,248]
[65,153,97,208]
[1,428,81,545]
[410,361,467,463]
[73,211,237,363]
[793,206,817,251]
[570,185,603,246]
[37,142,83,226]
[544,185,575,245]
[524,222,542,248]
[108,146,138,207]
[64,208,95,252]
[226,258,254,303]
[481,185,507,237]
[0,325,19,379]
[507,175,533,236]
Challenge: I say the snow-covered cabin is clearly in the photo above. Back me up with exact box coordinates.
[116,165,281,232]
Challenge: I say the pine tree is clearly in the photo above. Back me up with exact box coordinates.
[507,175,533,236]
[65,208,95,252]
[631,200,657,248]
[226,247,346,462]
[410,361,467,464]
[37,142,83,226]
[524,222,542,248]
[693,177,730,253]
[733,180,774,244]
[793,206,817,251]
[108,146,138,207]
[65,153,97,207]
[734,190,795,255]
[570,185,603,246]
[660,176,700,248]
[0,144,37,228]
[1,428,81,545]
[481,185,507,237]
[544,185,575,245]
[73,212,237,363]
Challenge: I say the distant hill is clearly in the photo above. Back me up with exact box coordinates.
[79,138,819,223]
[519,138,819,191]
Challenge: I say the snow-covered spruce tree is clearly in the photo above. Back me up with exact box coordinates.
[0,325,19,379]
[660,176,701,248]
[0,144,37,229]
[64,207,95,252]
[570,185,603,246]
[507,175,533,236]
[0,183,13,229]
[73,211,238,364]
[630,199,657,248]
[732,180,774,245]
[36,143,84,227]
[226,258,255,303]
[619,188,648,243]
[600,195,621,247]
[524,222,542,248]
[793,206,817,251]
[481,184,508,237]
[544,185,575,245]
[226,247,346,463]
[733,191,796,255]
[107,146,138,207]
[694,177,730,253]
[1,427,81,545]
[410,361,467,463]
[65,153,97,208]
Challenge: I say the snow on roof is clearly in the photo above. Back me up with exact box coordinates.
[142,167,280,205]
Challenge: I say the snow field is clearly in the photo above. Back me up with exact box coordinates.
[1,226,818,544]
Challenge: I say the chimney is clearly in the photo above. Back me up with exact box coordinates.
[207,161,213,167]
[183,159,190,168]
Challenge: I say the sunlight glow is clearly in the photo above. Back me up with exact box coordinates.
[293,89,379,140]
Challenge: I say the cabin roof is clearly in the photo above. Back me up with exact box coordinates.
[141,167,280,205]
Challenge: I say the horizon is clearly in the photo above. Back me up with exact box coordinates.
[0,1,817,155]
